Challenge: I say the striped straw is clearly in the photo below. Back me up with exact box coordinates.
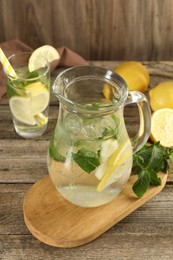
[0,48,47,127]
[0,48,18,78]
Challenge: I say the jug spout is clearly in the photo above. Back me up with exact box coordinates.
[52,66,128,117]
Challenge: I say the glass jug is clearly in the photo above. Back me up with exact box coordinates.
[48,66,151,207]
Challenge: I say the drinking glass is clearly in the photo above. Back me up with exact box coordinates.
[4,52,50,138]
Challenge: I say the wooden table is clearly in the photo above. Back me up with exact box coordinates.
[0,61,173,260]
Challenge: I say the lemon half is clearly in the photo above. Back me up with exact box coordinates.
[150,108,173,147]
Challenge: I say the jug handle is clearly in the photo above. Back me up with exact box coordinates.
[124,90,151,153]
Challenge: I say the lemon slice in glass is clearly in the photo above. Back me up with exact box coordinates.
[25,82,49,115]
[9,96,36,125]
[150,108,173,147]
[96,140,132,192]
[28,45,60,72]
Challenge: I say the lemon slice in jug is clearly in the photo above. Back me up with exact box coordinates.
[96,141,132,192]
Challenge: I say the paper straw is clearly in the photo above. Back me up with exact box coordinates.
[0,48,18,78]
[34,113,48,126]
[0,48,47,127]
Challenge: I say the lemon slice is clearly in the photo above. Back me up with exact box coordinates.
[95,139,118,180]
[28,45,60,72]
[25,81,50,115]
[150,108,173,147]
[96,140,132,192]
[9,96,36,125]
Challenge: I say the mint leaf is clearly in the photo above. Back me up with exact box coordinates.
[71,148,100,173]
[6,79,26,98]
[99,114,120,140]
[133,143,162,170]
[132,142,173,198]
[147,143,165,172]
[101,126,118,140]
[166,148,173,165]
[169,152,173,164]
[149,168,161,186]
[26,70,39,79]
[49,135,65,162]
[132,169,150,198]
[6,81,19,98]
[49,145,66,162]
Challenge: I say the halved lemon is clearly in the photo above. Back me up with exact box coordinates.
[28,45,60,72]
[9,96,36,125]
[150,108,173,147]
[25,81,50,115]
[96,140,132,192]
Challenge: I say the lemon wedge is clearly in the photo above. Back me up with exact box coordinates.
[9,96,36,125]
[28,45,60,72]
[150,108,173,147]
[96,140,132,192]
[25,82,49,115]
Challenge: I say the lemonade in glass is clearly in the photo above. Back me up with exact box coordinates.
[5,52,50,138]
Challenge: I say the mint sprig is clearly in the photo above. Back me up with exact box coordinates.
[49,136,100,173]
[132,142,173,198]
[71,148,100,173]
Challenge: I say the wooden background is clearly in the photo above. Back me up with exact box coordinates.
[1,0,173,61]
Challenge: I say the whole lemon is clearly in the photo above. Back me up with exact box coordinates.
[149,81,173,111]
[115,61,150,92]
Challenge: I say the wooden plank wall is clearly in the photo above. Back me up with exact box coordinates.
[0,0,173,61]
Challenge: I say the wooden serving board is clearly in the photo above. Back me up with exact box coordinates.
[23,173,167,248]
